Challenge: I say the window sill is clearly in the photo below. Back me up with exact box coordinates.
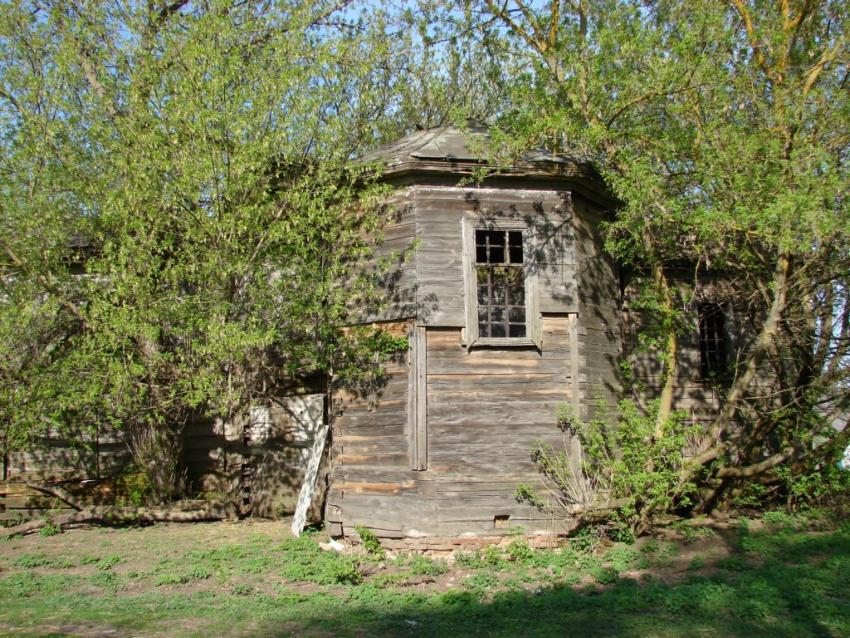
[466,336,540,349]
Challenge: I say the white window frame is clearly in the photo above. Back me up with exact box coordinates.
[461,217,541,349]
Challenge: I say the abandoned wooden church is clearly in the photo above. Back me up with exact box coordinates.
[3,122,730,541]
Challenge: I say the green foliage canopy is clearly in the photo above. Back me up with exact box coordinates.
[0,0,423,496]
[461,0,850,515]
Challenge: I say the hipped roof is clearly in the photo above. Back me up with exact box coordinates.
[359,120,613,205]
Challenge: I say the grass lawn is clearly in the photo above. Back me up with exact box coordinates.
[0,513,848,637]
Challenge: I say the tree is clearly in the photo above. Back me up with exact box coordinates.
[0,0,420,501]
[455,0,850,526]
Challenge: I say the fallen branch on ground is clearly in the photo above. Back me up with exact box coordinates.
[1,501,239,538]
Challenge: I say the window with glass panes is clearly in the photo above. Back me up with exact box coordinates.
[475,229,527,338]
[698,304,727,378]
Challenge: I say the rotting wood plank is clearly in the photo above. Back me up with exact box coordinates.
[335,426,409,441]
[338,440,409,455]
[1,495,67,509]
[333,410,407,429]
[426,357,568,375]
[427,387,568,403]
[427,372,568,383]
[0,483,51,497]
[427,400,563,422]
[427,444,558,465]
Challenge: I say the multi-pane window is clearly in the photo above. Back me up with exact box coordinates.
[698,304,727,379]
[475,229,526,338]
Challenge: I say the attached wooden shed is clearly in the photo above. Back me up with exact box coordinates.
[326,122,623,541]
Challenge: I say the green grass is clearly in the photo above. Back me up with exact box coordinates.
[0,517,848,637]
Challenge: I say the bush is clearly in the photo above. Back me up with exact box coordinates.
[506,539,534,564]
[518,399,699,537]
[778,462,850,513]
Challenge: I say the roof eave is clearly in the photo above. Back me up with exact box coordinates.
[361,158,619,209]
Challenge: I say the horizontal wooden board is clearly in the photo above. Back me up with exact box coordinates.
[428,371,568,384]
[1,495,67,509]
[335,480,417,494]
[427,385,569,403]
[427,354,570,375]
[336,452,409,466]
[337,438,408,454]
[334,411,406,430]
[379,222,416,242]
[427,400,563,424]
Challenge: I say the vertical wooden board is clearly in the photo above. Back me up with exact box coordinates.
[569,313,581,418]
[415,325,428,470]
[406,321,418,469]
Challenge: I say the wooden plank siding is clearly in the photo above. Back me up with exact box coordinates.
[412,185,578,327]
[328,319,579,538]
[2,396,326,523]
[360,190,419,323]
[573,198,623,421]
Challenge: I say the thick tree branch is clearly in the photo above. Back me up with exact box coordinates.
[802,42,844,98]
[25,483,83,510]
[729,0,770,75]
[714,443,805,479]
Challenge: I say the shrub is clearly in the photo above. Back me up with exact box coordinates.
[518,399,699,537]
[506,538,534,564]
[777,462,850,513]
[453,550,484,569]
[39,519,61,538]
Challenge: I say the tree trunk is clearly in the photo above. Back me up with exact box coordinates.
[1,502,237,539]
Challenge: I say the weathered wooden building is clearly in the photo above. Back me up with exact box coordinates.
[3,122,734,536]
[325,122,625,540]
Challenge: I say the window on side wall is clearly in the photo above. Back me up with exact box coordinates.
[698,303,728,380]
[462,220,540,348]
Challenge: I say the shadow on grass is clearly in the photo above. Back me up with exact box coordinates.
[2,525,848,638]
[246,528,850,638]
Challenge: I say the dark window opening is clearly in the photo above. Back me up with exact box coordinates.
[698,304,727,379]
[475,229,526,338]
